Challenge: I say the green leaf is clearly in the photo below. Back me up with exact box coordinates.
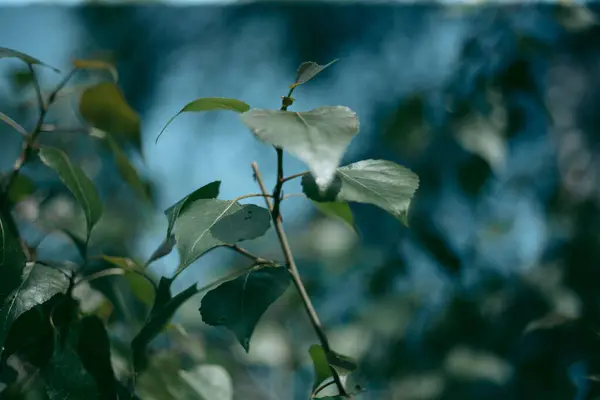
[240,106,359,189]
[200,265,291,351]
[79,82,141,150]
[6,174,35,204]
[0,47,59,72]
[327,349,358,374]
[38,147,103,240]
[312,201,356,233]
[164,181,221,239]
[0,263,70,352]
[179,364,233,400]
[42,327,101,400]
[309,344,332,390]
[76,316,118,399]
[156,97,251,142]
[302,159,419,226]
[174,200,271,272]
[290,59,338,89]
[103,130,150,202]
[145,235,176,267]
[0,214,26,305]
[72,59,118,82]
[99,255,155,305]
[132,282,199,373]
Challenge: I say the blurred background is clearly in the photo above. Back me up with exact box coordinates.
[2,1,600,399]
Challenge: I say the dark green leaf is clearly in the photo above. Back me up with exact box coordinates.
[156,97,251,142]
[174,200,271,272]
[200,265,291,351]
[179,364,233,400]
[132,283,199,373]
[38,147,103,240]
[79,82,141,150]
[0,214,26,304]
[309,344,332,390]
[311,201,356,233]
[291,59,337,88]
[0,47,60,72]
[145,235,176,267]
[76,316,118,399]
[7,174,35,204]
[42,327,100,400]
[327,349,358,374]
[302,159,419,226]
[164,181,220,239]
[240,106,359,189]
[0,263,70,353]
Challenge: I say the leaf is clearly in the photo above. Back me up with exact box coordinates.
[103,130,150,202]
[38,147,103,240]
[200,265,291,351]
[164,181,220,238]
[72,59,118,82]
[0,264,70,352]
[76,316,118,399]
[6,174,35,204]
[59,229,87,260]
[125,273,156,307]
[145,235,176,267]
[0,47,59,72]
[179,364,233,400]
[156,97,251,142]
[327,349,358,374]
[132,282,199,373]
[42,327,101,400]
[290,59,338,89]
[309,344,332,390]
[311,201,356,233]
[79,82,141,150]
[174,200,271,272]
[100,255,142,272]
[240,106,359,189]
[0,214,26,305]
[302,159,419,226]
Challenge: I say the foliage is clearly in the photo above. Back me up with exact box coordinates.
[0,51,418,399]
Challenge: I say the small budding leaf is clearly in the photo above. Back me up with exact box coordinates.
[173,199,271,272]
[164,181,221,238]
[0,263,70,354]
[311,201,356,233]
[79,82,141,151]
[156,97,251,143]
[38,147,103,241]
[240,106,359,190]
[72,59,118,82]
[200,265,291,352]
[290,59,338,89]
[302,159,419,226]
[0,47,60,72]
[309,344,332,390]
[0,214,27,305]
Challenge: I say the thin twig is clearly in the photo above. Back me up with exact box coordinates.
[0,112,28,137]
[28,64,44,114]
[251,161,349,398]
[281,193,306,201]
[281,171,309,183]
[221,243,273,265]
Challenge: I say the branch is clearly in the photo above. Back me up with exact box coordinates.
[251,161,349,398]
[0,112,28,137]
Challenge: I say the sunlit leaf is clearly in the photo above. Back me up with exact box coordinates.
[0,214,26,305]
[309,344,332,390]
[72,59,118,82]
[179,364,233,400]
[132,282,199,373]
[174,200,271,272]
[156,97,250,142]
[241,106,359,189]
[302,159,419,226]
[0,263,69,354]
[290,59,338,89]
[79,82,141,151]
[312,201,356,233]
[200,265,291,351]
[0,47,59,72]
[38,147,103,241]
[164,181,220,239]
